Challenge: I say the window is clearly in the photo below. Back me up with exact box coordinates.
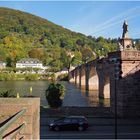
[79,118,84,122]
[63,118,71,123]
[71,119,78,123]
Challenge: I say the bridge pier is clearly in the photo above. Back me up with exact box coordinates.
[97,61,110,99]
[79,65,86,89]
[68,70,75,83]
[75,68,80,86]
[87,66,99,91]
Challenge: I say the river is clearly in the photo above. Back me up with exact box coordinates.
[0,81,110,107]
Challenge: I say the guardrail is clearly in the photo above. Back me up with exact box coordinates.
[0,108,27,139]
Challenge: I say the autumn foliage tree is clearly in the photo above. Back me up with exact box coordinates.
[0,8,118,70]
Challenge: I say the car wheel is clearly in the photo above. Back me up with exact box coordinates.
[54,126,60,131]
[49,127,52,131]
[78,126,84,131]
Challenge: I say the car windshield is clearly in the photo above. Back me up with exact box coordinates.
[71,118,78,123]
[54,117,65,122]
[63,118,71,123]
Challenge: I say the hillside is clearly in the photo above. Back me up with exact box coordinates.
[0,7,118,71]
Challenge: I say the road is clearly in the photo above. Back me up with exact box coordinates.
[40,117,140,139]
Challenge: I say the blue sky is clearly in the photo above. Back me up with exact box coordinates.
[0,1,140,39]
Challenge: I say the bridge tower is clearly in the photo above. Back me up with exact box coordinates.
[109,21,140,117]
[69,21,140,117]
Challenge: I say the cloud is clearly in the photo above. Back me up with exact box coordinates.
[68,3,106,34]
[91,6,140,35]
[68,4,140,38]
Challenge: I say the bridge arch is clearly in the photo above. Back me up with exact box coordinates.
[86,65,99,91]
[68,70,75,83]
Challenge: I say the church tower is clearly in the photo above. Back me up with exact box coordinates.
[119,20,136,51]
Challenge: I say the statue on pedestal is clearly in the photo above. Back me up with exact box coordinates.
[118,20,137,51]
[122,20,129,39]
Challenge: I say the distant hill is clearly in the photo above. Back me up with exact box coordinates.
[0,7,118,70]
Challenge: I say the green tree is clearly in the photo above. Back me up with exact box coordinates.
[60,49,75,72]
[72,51,82,65]
[6,57,12,67]
[28,48,45,60]
[81,46,95,63]
[45,83,65,108]
[0,8,118,69]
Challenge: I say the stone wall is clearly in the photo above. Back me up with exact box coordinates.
[117,70,140,117]
[0,98,40,139]
[109,51,140,117]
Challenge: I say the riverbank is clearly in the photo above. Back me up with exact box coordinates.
[0,73,68,81]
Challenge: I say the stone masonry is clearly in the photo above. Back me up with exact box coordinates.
[0,98,40,139]
[109,51,140,117]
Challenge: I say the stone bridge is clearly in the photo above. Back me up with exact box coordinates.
[69,51,140,98]
[69,56,111,98]
[69,51,140,116]
[68,21,140,117]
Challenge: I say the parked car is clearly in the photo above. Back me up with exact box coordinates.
[48,116,88,131]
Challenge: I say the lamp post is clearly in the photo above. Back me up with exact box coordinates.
[113,58,122,139]
[29,86,32,96]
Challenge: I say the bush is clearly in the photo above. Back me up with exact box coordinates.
[45,83,65,108]
[0,90,16,97]
[0,73,40,81]
[0,73,17,81]
[25,74,39,81]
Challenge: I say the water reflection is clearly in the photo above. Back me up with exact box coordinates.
[80,89,110,107]
[0,81,110,107]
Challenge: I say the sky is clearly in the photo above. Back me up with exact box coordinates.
[0,1,140,39]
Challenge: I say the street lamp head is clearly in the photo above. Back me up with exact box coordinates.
[133,41,136,45]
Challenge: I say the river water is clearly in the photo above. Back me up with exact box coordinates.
[0,81,110,107]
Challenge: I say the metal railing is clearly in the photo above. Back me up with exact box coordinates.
[0,108,27,139]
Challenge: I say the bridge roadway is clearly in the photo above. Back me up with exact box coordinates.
[40,117,140,139]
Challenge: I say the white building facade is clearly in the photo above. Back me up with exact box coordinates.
[0,62,6,69]
[16,58,43,69]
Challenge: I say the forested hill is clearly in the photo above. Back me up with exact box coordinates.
[0,7,118,71]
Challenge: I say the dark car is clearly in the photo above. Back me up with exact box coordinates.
[48,116,88,131]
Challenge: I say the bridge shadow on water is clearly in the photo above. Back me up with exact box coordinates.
[80,89,110,108]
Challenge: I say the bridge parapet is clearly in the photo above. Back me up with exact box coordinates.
[0,98,40,139]
[108,50,140,60]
